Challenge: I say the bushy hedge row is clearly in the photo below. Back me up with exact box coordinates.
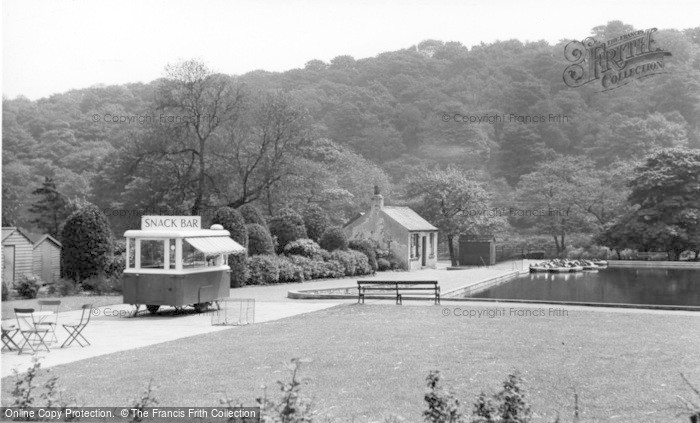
[244,239,374,285]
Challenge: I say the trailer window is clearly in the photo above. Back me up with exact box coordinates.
[169,239,176,269]
[140,240,165,269]
[127,238,135,269]
[183,240,207,269]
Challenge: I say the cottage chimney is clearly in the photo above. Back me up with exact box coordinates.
[372,185,384,210]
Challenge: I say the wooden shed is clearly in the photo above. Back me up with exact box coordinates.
[32,234,62,283]
[458,234,496,266]
[2,227,35,284]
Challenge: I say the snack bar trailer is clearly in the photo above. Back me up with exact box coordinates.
[122,216,245,314]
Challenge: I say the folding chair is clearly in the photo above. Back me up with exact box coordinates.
[1,321,19,351]
[37,300,61,343]
[61,304,92,348]
[14,308,51,354]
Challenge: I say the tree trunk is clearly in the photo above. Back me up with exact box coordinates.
[192,138,206,215]
[616,249,621,260]
[553,235,562,257]
[447,235,458,267]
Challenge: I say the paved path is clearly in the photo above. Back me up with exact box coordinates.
[1,261,528,377]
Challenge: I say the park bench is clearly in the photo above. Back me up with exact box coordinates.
[356,280,440,305]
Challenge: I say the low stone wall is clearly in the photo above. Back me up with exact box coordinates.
[441,269,527,298]
[608,260,700,269]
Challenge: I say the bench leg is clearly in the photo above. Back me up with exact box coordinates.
[396,294,402,305]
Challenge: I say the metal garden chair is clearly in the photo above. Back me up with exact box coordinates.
[37,299,61,343]
[60,304,92,348]
[1,321,19,351]
[14,308,51,354]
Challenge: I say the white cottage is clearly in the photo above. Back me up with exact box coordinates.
[344,187,438,271]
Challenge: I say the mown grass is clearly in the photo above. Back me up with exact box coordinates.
[2,304,699,422]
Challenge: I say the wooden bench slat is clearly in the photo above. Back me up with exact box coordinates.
[357,280,440,305]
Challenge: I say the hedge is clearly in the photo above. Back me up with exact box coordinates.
[320,226,348,251]
[272,256,305,283]
[286,255,344,280]
[246,255,280,285]
[229,252,249,287]
[329,250,372,276]
[349,239,378,272]
[269,208,307,253]
[247,224,275,256]
[283,238,325,260]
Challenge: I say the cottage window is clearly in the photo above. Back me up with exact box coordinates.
[410,234,419,259]
[429,233,435,258]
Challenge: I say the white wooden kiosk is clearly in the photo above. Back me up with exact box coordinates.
[123,216,245,314]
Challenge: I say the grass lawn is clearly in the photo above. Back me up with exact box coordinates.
[2,304,699,422]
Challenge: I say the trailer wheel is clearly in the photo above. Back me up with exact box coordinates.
[146,305,160,314]
[193,302,210,313]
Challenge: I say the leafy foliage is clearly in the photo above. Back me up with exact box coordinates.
[229,252,249,287]
[272,256,305,283]
[256,358,315,423]
[247,223,275,256]
[246,255,280,285]
[269,209,308,254]
[423,371,463,423]
[349,238,378,272]
[598,148,700,259]
[283,238,325,260]
[301,204,330,242]
[60,203,114,282]
[239,203,268,227]
[320,226,348,251]
[29,177,72,238]
[407,167,501,265]
[15,274,41,299]
[212,207,248,247]
[377,258,391,271]
[286,255,344,279]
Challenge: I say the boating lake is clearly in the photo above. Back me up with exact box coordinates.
[466,268,700,307]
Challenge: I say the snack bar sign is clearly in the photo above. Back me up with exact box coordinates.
[141,216,201,230]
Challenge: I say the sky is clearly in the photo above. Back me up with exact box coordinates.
[2,0,699,100]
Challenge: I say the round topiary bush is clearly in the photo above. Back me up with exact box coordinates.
[212,207,249,287]
[283,238,324,260]
[61,203,114,282]
[377,258,391,271]
[228,252,249,287]
[239,204,267,228]
[320,227,348,252]
[269,208,307,254]
[212,207,248,247]
[246,224,275,256]
[246,255,280,285]
[302,204,330,242]
[349,239,378,272]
